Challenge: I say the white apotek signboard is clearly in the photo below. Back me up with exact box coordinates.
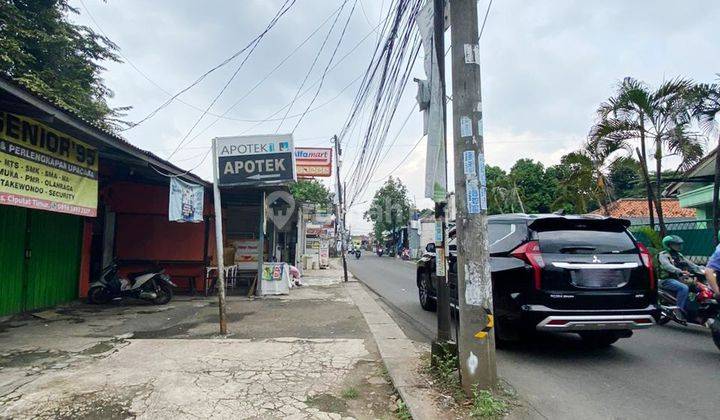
[214,134,296,186]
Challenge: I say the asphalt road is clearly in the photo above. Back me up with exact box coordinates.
[348,254,719,420]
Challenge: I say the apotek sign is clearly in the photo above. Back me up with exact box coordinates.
[0,112,98,216]
[214,134,296,186]
[295,147,332,177]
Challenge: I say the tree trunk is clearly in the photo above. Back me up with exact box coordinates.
[713,138,720,245]
[654,136,667,236]
[636,148,661,233]
[639,121,655,229]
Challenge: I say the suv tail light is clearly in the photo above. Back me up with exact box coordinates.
[637,242,655,290]
[511,240,544,289]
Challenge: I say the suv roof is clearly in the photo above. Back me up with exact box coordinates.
[488,213,630,225]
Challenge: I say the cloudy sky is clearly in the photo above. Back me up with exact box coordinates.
[70,0,720,234]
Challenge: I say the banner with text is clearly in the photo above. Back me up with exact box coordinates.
[215,134,295,186]
[0,112,98,216]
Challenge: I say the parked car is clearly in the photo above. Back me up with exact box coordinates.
[416,214,658,347]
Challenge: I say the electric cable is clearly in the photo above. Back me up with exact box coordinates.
[123,0,297,131]
[166,0,298,159]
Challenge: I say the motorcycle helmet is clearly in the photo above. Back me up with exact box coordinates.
[662,235,684,251]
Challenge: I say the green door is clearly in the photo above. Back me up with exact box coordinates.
[0,205,27,316]
[25,210,82,311]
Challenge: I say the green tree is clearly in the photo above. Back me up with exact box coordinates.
[0,0,128,130]
[363,177,411,242]
[552,152,598,214]
[290,179,333,208]
[509,159,557,213]
[418,208,434,218]
[486,165,515,214]
[591,77,704,234]
[609,156,643,199]
[590,77,703,233]
[689,78,720,240]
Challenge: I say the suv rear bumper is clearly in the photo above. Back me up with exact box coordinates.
[521,304,658,332]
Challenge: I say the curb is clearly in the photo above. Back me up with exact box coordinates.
[345,282,442,420]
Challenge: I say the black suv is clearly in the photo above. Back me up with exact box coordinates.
[417,214,658,346]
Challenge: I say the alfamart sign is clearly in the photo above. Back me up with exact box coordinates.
[295,147,332,177]
[214,134,296,186]
[0,112,98,216]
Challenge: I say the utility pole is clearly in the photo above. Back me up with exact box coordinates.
[211,138,228,335]
[433,0,452,348]
[450,0,497,393]
[334,135,349,282]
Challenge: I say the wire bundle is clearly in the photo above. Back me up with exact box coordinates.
[339,0,424,207]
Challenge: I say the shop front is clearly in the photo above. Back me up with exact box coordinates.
[0,76,214,316]
[0,107,97,316]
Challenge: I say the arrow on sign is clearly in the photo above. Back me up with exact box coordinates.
[247,173,283,180]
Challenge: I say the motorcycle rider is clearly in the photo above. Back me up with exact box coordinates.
[657,235,704,320]
[702,231,720,298]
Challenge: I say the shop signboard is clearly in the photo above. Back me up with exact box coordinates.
[234,239,260,270]
[0,112,98,216]
[213,134,296,186]
[295,147,332,177]
[260,262,290,295]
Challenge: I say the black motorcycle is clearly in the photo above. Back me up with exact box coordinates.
[658,272,720,351]
[88,261,176,305]
[354,249,361,259]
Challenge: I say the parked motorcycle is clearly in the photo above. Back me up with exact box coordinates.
[658,272,720,351]
[355,249,361,259]
[88,262,176,305]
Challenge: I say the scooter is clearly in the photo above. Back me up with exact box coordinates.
[88,261,176,305]
[658,272,720,351]
[376,247,384,257]
[354,249,361,259]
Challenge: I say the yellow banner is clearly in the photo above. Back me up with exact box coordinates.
[0,112,98,216]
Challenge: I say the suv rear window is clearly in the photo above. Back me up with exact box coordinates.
[536,230,636,254]
[489,223,527,253]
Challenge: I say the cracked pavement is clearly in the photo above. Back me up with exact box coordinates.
[0,271,398,419]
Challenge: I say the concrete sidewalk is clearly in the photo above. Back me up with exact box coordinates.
[0,266,398,419]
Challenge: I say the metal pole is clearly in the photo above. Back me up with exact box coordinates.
[334,135,349,282]
[211,138,228,335]
[450,0,497,393]
[433,0,453,346]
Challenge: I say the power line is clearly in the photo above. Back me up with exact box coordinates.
[123,0,297,131]
[292,0,359,133]
[78,0,261,122]
[174,9,384,154]
[444,0,493,56]
[275,0,351,132]
[166,0,298,159]
[479,0,493,40]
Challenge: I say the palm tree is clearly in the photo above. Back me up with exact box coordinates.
[690,78,720,242]
[555,138,625,215]
[590,77,703,235]
[553,152,597,214]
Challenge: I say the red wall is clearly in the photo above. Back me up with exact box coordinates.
[104,182,215,292]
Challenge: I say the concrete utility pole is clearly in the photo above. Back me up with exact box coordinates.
[334,135,349,282]
[211,138,228,335]
[433,0,452,347]
[450,0,497,393]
